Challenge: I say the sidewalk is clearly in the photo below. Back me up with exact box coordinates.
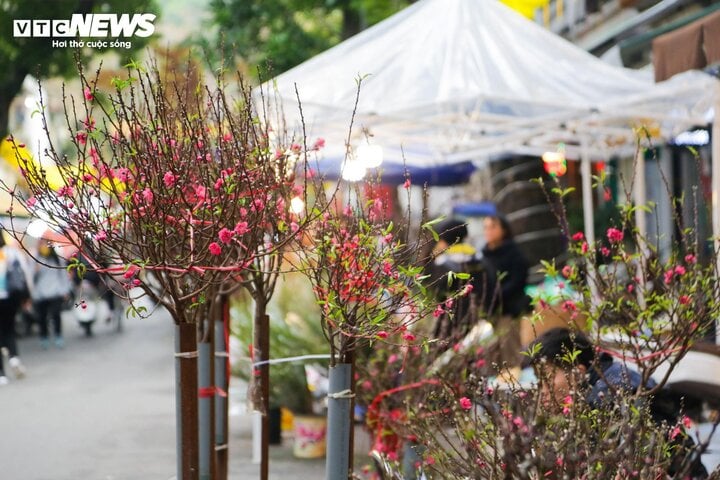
[228,383,374,479]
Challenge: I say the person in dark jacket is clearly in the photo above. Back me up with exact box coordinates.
[481,215,530,317]
[481,214,530,368]
[429,218,496,342]
[524,328,708,478]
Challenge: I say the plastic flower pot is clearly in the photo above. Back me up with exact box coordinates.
[292,414,327,458]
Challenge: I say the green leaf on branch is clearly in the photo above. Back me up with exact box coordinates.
[422,216,446,242]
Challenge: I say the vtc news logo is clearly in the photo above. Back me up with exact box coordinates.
[13,14,156,38]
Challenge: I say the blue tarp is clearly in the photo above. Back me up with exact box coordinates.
[451,201,497,217]
[307,158,476,186]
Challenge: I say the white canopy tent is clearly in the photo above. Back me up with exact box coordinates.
[262,0,719,303]
[264,0,713,166]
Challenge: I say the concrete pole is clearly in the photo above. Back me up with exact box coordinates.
[326,363,353,480]
[198,341,212,480]
[214,298,229,480]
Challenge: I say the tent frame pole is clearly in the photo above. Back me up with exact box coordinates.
[581,137,599,307]
[634,146,647,310]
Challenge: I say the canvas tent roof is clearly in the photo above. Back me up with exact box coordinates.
[263,0,715,178]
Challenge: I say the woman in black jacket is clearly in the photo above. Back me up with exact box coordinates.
[481,214,530,368]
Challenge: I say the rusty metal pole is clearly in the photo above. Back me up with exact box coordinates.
[253,307,270,480]
[177,322,200,480]
[214,296,230,480]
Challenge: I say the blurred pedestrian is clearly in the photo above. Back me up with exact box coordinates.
[430,218,496,342]
[524,327,708,479]
[481,214,530,368]
[0,233,30,384]
[32,239,71,349]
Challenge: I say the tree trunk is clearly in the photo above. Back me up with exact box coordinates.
[214,297,230,480]
[177,322,200,480]
[253,301,270,480]
[341,3,363,40]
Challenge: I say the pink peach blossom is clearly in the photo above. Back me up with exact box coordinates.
[607,227,624,243]
[218,228,234,244]
[209,242,222,256]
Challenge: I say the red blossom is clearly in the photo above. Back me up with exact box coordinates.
[433,305,445,318]
[234,221,249,235]
[561,265,573,278]
[75,131,87,145]
[607,227,624,243]
[572,232,584,242]
[83,87,94,101]
[376,331,389,339]
[403,178,411,189]
[141,187,154,205]
[685,254,697,264]
[679,295,690,305]
[116,168,130,182]
[123,265,140,279]
[208,242,222,256]
[601,247,611,257]
[561,300,577,312]
[402,332,416,342]
[674,265,686,276]
[382,260,393,275]
[218,228,234,244]
[459,397,472,410]
[581,242,588,254]
[312,138,325,150]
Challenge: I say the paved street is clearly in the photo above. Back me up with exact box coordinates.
[0,301,329,480]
